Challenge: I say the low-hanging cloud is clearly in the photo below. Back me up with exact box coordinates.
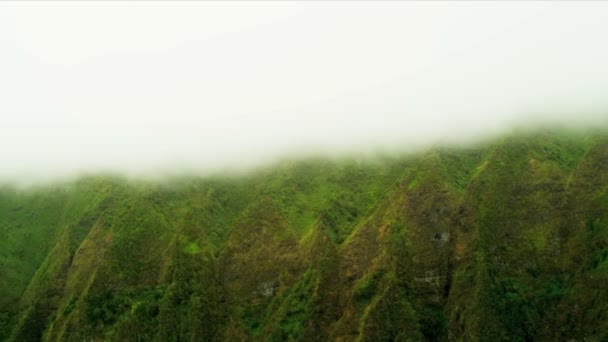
[1,2,608,184]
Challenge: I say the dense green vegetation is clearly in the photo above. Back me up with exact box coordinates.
[1,128,607,341]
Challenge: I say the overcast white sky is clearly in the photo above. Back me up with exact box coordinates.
[1,1,608,182]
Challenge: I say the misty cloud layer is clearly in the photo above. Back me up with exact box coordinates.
[1,2,608,183]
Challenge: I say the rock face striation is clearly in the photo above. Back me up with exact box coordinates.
[1,129,607,341]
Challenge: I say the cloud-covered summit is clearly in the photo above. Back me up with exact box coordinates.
[1,2,608,183]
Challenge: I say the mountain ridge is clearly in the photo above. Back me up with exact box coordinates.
[1,128,607,341]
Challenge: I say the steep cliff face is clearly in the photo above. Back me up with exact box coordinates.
[1,130,607,341]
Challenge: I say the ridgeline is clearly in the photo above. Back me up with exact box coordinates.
[1,129,607,341]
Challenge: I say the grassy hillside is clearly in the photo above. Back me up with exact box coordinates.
[1,129,607,341]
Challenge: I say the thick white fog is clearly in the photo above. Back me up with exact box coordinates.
[1,2,608,183]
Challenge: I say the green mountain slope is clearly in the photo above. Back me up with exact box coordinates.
[1,129,607,341]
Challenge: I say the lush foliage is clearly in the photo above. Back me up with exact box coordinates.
[1,129,607,341]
